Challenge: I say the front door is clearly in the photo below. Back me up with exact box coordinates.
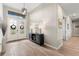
[17,18,26,39]
[7,15,18,41]
[7,15,26,42]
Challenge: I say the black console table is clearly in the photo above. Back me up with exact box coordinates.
[29,33,44,45]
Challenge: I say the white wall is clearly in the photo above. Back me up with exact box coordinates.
[4,3,23,11]
[65,16,72,40]
[0,3,3,53]
[29,4,63,49]
[57,5,64,45]
[0,3,3,20]
[0,28,3,52]
[72,21,79,36]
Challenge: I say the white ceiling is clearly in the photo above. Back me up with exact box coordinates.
[60,3,79,20]
[3,3,79,20]
[4,3,79,15]
[4,3,41,12]
[60,3,79,15]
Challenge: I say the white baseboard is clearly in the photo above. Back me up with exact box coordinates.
[44,42,63,50]
[57,42,63,49]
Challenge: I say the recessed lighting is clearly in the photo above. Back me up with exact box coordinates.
[72,13,76,17]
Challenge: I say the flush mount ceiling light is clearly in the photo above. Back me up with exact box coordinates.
[72,13,76,17]
[22,3,27,15]
[68,13,77,18]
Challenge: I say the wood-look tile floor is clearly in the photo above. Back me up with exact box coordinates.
[3,39,62,56]
[2,37,79,56]
[58,37,79,56]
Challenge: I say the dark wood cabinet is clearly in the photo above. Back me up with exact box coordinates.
[30,33,44,45]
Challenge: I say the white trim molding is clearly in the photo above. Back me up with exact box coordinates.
[44,42,63,50]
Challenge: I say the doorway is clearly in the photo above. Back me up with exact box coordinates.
[6,14,26,42]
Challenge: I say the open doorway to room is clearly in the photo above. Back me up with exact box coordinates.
[58,3,79,56]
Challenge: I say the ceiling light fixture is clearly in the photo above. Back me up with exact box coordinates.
[72,13,76,17]
[22,3,27,15]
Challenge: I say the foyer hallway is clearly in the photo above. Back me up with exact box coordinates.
[2,37,79,56]
[58,37,79,56]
